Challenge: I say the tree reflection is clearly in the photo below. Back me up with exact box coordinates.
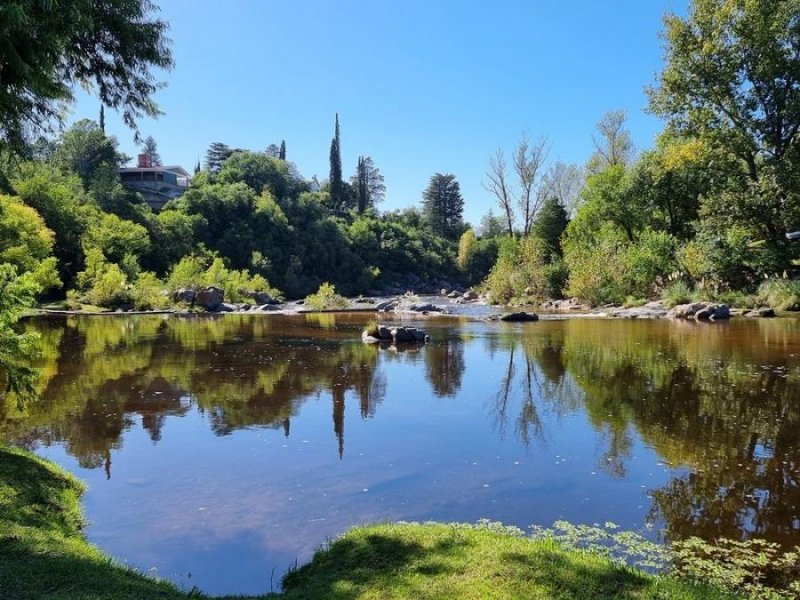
[1,315,388,474]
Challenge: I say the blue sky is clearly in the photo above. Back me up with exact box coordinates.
[73,0,687,225]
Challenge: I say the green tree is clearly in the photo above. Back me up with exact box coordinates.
[141,135,161,165]
[0,265,40,405]
[205,142,234,174]
[422,173,465,239]
[279,140,286,161]
[217,151,292,198]
[0,194,60,292]
[351,155,385,214]
[329,114,345,211]
[531,196,569,258]
[649,0,800,278]
[52,120,125,186]
[0,0,173,154]
[587,110,634,175]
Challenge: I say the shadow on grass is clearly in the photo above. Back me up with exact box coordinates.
[280,526,662,600]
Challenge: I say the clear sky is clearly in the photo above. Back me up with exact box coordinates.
[72,0,687,226]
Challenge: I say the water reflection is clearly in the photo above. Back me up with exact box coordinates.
[2,314,800,593]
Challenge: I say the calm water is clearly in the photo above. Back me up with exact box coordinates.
[3,313,800,595]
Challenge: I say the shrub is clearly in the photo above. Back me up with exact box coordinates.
[131,272,169,310]
[756,279,800,311]
[484,236,549,305]
[662,280,693,308]
[304,282,349,310]
[166,255,281,303]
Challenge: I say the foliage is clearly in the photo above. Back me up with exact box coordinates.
[662,280,694,308]
[531,196,569,257]
[756,279,800,311]
[304,282,350,310]
[130,272,168,310]
[166,255,278,303]
[141,135,161,166]
[217,150,299,198]
[671,537,800,600]
[0,0,173,153]
[0,194,60,292]
[421,173,465,240]
[52,120,126,185]
[484,236,550,305]
[328,114,345,211]
[0,265,40,405]
[456,229,476,272]
[204,142,234,174]
[351,155,385,213]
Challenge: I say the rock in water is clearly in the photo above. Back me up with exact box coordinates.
[500,312,539,322]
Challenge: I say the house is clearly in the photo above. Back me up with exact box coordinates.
[119,154,191,211]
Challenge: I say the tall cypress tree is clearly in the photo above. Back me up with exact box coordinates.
[329,113,343,210]
[279,140,286,161]
[99,104,105,133]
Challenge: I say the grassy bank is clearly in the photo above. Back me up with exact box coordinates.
[0,446,732,599]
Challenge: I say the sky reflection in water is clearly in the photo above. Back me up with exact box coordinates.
[2,313,800,595]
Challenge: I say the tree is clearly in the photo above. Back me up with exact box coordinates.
[351,156,385,213]
[0,0,173,154]
[141,135,162,165]
[52,120,125,186]
[544,161,584,216]
[422,173,464,239]
[205,142,233,174]
[99,105,106,133]
[531,197,569,258]
[329,114,345,210]
[649,0,800,183]
[587,110,634,175]
[483,149,515,236]
[513,133,551,236]
[279,140,286,161]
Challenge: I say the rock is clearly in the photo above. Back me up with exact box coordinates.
[377,326,393,340]
[667,302,706,319]
[447,290,460,298]
[440,288,449,296]
[375,299,397,311]
[500,312,539,322]
[240,303,251,311]
[257,304,281,311]
[406,303,442,313]
[391,326,428,344]
[462,290,479,301]
[354,297,375,304]
[217,302,238,313]
[669,302,730,320]
[195,287,224,311]
[173,288,196,304]
[252,291,278,305]
[758,307,776,317]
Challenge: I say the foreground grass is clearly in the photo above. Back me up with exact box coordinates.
[0,446,733,599]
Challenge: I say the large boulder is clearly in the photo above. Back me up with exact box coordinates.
[669,302,730,321]
[375,299,397,311]
[500,312,539,322]
[405,303,442,313]
[391,326,428,343]
[462,290,479,301]
[173,288,196,304]
[195,287,224,311]
[252,291,278,305]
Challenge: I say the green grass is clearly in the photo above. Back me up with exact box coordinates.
[282,523,733,600]
[756,279,800,311]
[0,446,734,600]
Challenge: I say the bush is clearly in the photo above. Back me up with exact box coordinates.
[304,282,349,310]
[484,236,549,305]
[166,255,281,303]
[131,272,169,310]
[756,279,800,311]
[662,280,693,308]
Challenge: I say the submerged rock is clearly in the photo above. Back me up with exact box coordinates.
[363,325,428,344]
[500,312,539,322]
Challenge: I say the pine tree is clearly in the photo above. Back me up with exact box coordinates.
[422,173,465,239]
[205,142,233,173]
[531,196,569,257]
[279,140,286,161]
[329,114,343,210]
[142,135,161,165]
[194,159,201,175]
[99,105,105,133]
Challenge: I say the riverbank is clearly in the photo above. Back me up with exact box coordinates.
[0,446,732,599]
